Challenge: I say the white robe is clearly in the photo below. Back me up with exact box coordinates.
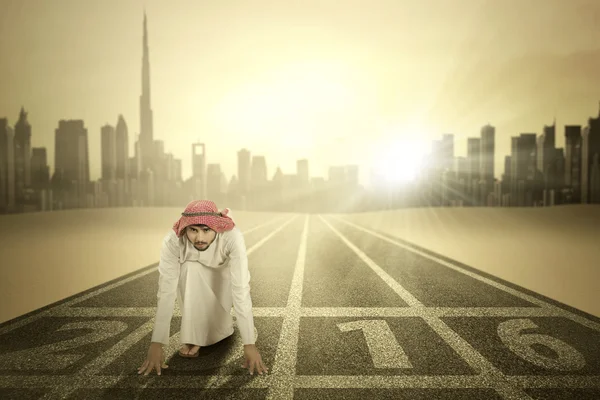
[150,226,256,347]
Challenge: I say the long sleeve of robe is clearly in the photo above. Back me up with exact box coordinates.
[225,227,255,346]
[150,226,256,347]
[150,232,180,346]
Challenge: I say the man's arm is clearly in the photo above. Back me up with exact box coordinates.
[228,227,256,345]
[150,231,180,345]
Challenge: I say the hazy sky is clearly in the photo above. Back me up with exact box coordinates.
[1,0,600,185]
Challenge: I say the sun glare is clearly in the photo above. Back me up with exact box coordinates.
[372,137,429,184]
[213,61,358,139]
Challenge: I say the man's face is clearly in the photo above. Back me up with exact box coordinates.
[185,225,217,251]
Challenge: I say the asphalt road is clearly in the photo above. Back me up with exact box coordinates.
[0,214,599,400]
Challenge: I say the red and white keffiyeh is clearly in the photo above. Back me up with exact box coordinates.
[172,200,235,237]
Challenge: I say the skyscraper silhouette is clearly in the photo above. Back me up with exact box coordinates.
[537,121,556,187]
[297,159,309,185]
[480,124,495,200]
[53,120,90,209]
[192,143,206,200]
[564,125,582,203]
[0,118,15,212]
[581,106,600,204]
[466,137,480,205]
[115,115,129,185]
[30,147,49,191]
[14,107,32,205]
[101,124,117,181]
[139,12,154,173]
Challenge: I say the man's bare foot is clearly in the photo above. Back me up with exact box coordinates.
[179,343,200,358]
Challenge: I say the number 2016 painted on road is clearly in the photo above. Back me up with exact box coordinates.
[337,318,587,371]
[0,318,586,372]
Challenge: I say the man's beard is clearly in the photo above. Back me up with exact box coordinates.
[194,242,210,251]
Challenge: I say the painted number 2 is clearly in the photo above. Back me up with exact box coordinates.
[0,321,128,370]
[0,319,256,371]
[337,318,586,371]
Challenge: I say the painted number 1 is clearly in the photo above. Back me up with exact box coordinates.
[337,320,413,368]
[338,318,587,371]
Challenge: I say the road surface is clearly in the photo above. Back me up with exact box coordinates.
[1,214,599,399]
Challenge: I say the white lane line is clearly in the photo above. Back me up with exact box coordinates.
[329,215,600,333]
[293,374,489,388]
[2,374,600,390]
[39,319,156,399]
[265,214,309,400]
[245,215,298,255]
[320,215,535,400]
[319,217,422,307]
[300,307,563,318]
[240,214,295,236]
[293,375,600,389]
[50,306,563,319]
[507,375,600,388]
[50,306,287,318]
[0,215,295,336]
[22,216,298,399]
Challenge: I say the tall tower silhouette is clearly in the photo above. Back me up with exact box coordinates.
[14,107,32,204]
[139,11,154,172]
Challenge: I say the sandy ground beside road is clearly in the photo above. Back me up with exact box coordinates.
[1,205,598,324]
[0,208,289,323]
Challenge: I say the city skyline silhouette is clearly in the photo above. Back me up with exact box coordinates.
[2,2,600,214]
[2,1,600,185]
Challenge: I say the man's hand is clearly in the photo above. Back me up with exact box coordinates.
[138,342,168,376]
[241,344,268,375]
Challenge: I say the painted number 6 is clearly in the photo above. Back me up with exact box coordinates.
[497,318,586,371]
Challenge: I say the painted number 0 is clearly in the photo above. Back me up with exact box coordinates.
[497,318,586,371]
